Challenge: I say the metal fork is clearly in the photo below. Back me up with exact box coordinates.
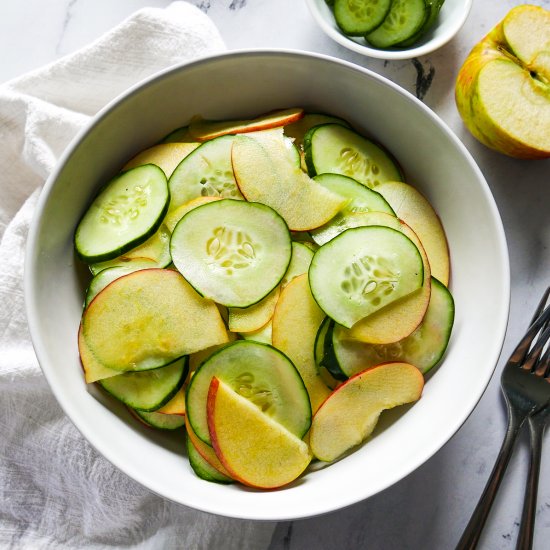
[456,287,550,550]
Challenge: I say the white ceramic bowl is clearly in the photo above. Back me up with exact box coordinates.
[25,50,509,520]
[305,0,473,60]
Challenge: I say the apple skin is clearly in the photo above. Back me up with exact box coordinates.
[455,6,550,159]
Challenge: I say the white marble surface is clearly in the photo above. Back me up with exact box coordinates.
[1,1,549,549]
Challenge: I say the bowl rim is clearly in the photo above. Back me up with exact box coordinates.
[24,48,510,520]
[304,0,474,60]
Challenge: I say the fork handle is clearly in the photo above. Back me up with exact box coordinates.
[516,410,547,550]
[455,408,525,550]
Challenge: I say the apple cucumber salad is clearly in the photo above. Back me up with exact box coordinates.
[327,0,446,49]
[76,107,454,489]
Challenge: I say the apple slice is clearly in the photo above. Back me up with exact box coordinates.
[228,286,280,333]
[156,386,186,415]
[455,5,550,158]
[310,362,424,462]
[272,274,331,412]
[232,133,347,231]
[207,377,312,488]
[189,108,304,141]
[123,142,199,177]
[81,269,229,372]
[376,181,450,286]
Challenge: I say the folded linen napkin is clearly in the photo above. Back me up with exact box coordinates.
[0,3,275,548]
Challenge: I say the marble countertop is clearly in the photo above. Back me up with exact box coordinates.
[1,1,549,549]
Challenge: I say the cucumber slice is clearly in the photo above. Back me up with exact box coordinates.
[99,356,188,411]
[397,0,445,47]
[365,0,428,49]
[186,433,233,484]
[303,124,402,190]
[333,0,392,35]
[131,408,186,430]
[283,113,351,149]
[308,225,424,328]
[186,340,311,445]
[75,164,169,263]
[334,277,454,376]
[170,199,292,308]
[168,135,243,211]
[310,173,395,245]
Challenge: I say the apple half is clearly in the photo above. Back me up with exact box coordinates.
[455,5,550,159]
[207,377,312,489]
[310,362,424,462]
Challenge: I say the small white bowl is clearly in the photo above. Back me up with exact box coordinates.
[305,0,473,60]
[25,50,508,520]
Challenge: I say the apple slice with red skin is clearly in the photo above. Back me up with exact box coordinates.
[207,377,312,489]
[376,181,450,286]
[189,108,304,141]
[310,362,424,462]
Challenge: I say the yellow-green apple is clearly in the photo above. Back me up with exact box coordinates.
[455,5,550,159]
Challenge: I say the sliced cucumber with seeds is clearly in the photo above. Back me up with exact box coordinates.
[365,0,428,49]
[170,199,292,308]
[99,356,188,411]
[168,135,243,211]
[334,0,393,35]
[186,340,312,445]
[75,164,169,263]
[310,173,395,245]
[308,225,424,328]
[333,277,454,376]
[304,124,402,189]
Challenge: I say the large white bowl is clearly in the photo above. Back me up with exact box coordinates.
[25,50,509,520]
[305,0,473,60]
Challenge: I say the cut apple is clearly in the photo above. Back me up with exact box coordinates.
[455,5,550,159]
[189,108,304,141]
[78,324,121,383]
[228,286,280,333]
[231,133,347,231]
[376,181,450,286]
[81,269,229,372]
[156,386,186,415]
[123,142,199,177]
[310,362,424,462]
[272,274,331,412]
[207,377,312,489]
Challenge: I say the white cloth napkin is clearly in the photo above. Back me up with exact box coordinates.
[0,3,276,548]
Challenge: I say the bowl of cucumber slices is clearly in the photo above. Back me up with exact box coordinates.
[25,50,509,520]
[305,0,473,59]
